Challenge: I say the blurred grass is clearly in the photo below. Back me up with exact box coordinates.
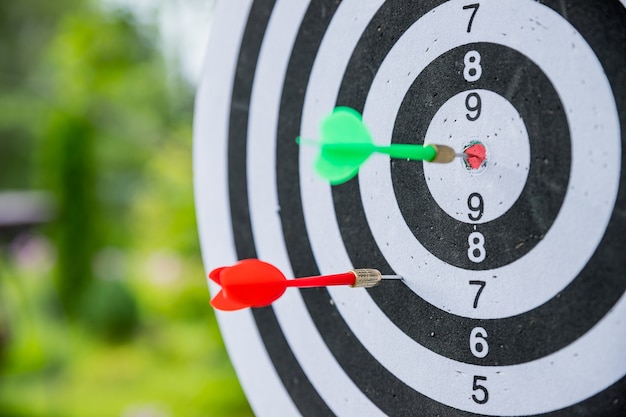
[0,253,252,417]
[0,0,253,416]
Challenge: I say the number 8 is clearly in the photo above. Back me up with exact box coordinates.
[463,50,482,82]
[468,231,486,263]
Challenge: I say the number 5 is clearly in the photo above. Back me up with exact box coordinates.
[472,375,489,404]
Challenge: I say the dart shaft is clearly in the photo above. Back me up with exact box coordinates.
[284,272,356,288]
[283,270,402,289]
[376,144,437,161]
[376,144,458,164]
[298,135,458,165]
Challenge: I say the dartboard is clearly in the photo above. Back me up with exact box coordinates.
[193,0,626,415]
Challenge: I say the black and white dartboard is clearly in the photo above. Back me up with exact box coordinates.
[193,0,626,415]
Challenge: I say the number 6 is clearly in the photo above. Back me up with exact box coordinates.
[470,327,489,358]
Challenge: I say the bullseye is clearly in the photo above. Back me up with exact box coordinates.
[409,89,530,225]
[463,141,487,171]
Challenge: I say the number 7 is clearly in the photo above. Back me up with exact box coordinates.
[469,280,486,308]
[463,3,480,33]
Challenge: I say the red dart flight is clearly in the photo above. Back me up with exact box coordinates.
[208,259,289,311]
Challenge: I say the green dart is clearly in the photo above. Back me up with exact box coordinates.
[296,106,457,185]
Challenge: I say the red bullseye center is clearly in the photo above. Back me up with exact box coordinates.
[463,142,487,170]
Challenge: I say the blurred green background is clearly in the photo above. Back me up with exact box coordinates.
[0,0,253,415]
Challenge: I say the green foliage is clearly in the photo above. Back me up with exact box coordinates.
[80,279,139,342]
[44,112,99,315]
[36,6,178,316]
[0,0,253,415]
[0,253,252,417]
[0,0,81,189]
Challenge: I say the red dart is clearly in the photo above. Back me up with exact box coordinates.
[208,259,401,311]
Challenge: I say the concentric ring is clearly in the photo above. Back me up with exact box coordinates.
[330,0,624,364]
[195,0,626,415]
[391,42,570,271]
[422,89,531,225]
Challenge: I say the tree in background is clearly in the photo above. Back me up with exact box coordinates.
[1,0,192,321]
[39,5,180,327]
[0,0,252,415]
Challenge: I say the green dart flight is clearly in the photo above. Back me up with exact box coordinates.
[297,106,457,185]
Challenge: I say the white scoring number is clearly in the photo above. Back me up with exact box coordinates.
[470,326,489,358]
[468,231,486,263]
[463,50,482,82]
[462,48,486,264]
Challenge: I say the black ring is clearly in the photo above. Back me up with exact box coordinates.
[227,0,334,415]
[332,2,626,367]
[224,0,626,415]
[392,42,570,270]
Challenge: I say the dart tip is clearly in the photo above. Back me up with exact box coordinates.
[381,274,403,280]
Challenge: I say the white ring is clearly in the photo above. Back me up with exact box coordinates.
[195,0,626,415]
[423,89,530,224]
[301,0,624,414]
[360,0,620,319]
[193,1,299,415]
[247,1,385,415]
